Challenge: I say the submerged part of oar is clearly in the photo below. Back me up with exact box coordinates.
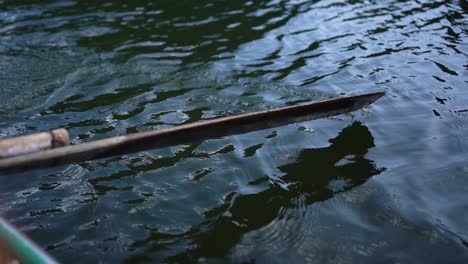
[0,92,384,175]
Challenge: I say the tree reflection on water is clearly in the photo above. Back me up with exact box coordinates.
[128,122,385,263]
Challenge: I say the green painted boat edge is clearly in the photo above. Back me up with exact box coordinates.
[0,217,57,263]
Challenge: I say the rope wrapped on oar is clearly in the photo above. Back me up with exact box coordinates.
[0,92,384,175]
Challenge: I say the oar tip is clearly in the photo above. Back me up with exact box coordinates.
[356,91,385,104]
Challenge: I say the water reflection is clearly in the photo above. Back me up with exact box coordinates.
[1,0,467,262]
[63,0,308,63]
[128,122,384,262]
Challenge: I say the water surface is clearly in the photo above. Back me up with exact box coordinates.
[0,0,467,263]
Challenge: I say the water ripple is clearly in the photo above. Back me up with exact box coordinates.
[0,0,467,263]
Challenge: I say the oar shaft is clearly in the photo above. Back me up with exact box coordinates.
[0,129,69,159]
[0,92,384,175]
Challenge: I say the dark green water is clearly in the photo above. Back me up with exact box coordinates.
[0,0,467,263]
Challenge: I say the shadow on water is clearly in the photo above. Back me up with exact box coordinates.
[126,122,385,263]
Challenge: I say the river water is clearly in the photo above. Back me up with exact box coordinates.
[0,0,467,263]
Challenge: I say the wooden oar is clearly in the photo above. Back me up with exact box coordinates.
[0,92,384,175]
[0,129,69,159]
